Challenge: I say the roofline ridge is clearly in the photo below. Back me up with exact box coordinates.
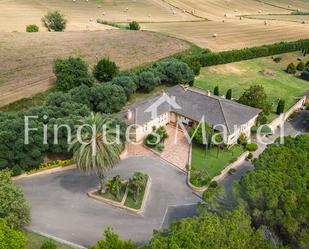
[218,100,231,134]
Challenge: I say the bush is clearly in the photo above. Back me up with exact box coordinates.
[156,143,165,152]
[209,181,218,188]
[137,71,160,92]
[41,240,57,249]
[41,11,67,31]
[301,67,309,81]
[225,89,232,100]
[246,142,258,151]
[11,165,23,176]
[188,122,211,145]
[156,59,195,86]
[214,86,219,96]
[276,99,285,114]
[93,58,119,82]
[0,170,30,229]
[53,57,94,92]
[247,152,253,160]
[297,61,305,71]
[26,24,39,32]
[27,159,73,174]
[305,60,309,67]
[287,62,297,74]
[128,21,140,30]
[0,218,26,249]
[237,132,247,145]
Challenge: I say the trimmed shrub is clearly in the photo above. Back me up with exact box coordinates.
[93,58,119,82]
[226,89,232,100]
[214,86,219,96]
[287,62,297,74]
[41,240,57,249]
[42,11,67,31]
[276,99,285,114]
[238,132,247,146]
[297,61,305,71]
[246,143,258,151]
[137,70,161,92]
[128,21,140,30]
[26,24,39,32]
[247,152,253,160]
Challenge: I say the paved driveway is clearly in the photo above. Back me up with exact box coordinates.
[17,156,199,247]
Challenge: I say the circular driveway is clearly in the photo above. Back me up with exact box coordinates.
[17,155,199,247]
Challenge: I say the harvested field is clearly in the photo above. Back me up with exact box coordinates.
[244,14,309,23]
[0,0,198,32]
[142,19,309,51]
[0,30,189,107]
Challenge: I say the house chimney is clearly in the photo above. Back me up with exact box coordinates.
[127,109,132,120]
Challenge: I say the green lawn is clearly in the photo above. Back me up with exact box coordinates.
[195,52,309,112]
[191,144,245,179]
[25,230,73,249]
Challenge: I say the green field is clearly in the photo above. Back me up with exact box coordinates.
[191,145,245,179]
[195,52,309,112]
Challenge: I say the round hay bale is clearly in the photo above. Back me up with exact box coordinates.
[213,33,217,38]
[224,13,228,17]
[240,16,243,20]
[264,20,268,25]
[302,20,306,24]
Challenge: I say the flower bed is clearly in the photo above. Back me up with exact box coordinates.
[26,159,73,174]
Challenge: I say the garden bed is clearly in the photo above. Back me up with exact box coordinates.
[88,173,151,214]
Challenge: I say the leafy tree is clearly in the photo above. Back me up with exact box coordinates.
[128,172,147,202]
[93,58,119,82]
[286,62,296,74]
[53,57,94,92]
[137,71,161,93]
[111,75,137,99]
[238,85,271,115]
[182,56,201,75]
[226,89,232,100]
[188,122,212,145]
[156,59,195,86]
[90,84,126,113]
[0,170,30,230]
[69,113,124,192]
[68,84,93,109]
[0,218,26,249]
[128,21,140,30]
[41,11,67,31]
[147,207,274,249]
[91,227,136,249]
[235,135,309,248]
[202,183,226,211]
[26,24,39,32]
[214,86,219,96]
[276,99,285,114]
[297,61,305,71]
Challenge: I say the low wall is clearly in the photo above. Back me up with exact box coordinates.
[269,96,306,131]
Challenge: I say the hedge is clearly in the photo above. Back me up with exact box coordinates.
[246,143,258,152]
[193,39,309,67]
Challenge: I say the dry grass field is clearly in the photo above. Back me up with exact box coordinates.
[244,14,309,23]
[0,0,198,32]
[142,19,309,51]
[0,30,189,107]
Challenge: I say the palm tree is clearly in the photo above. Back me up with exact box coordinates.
[128,172,146,202]
[69,113,123,192]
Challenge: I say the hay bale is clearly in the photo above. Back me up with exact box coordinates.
[302,20,306,24]
[213,33,217,38]
[264,20,268,25]
[224,13,228,17]
[240,16,243,20]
